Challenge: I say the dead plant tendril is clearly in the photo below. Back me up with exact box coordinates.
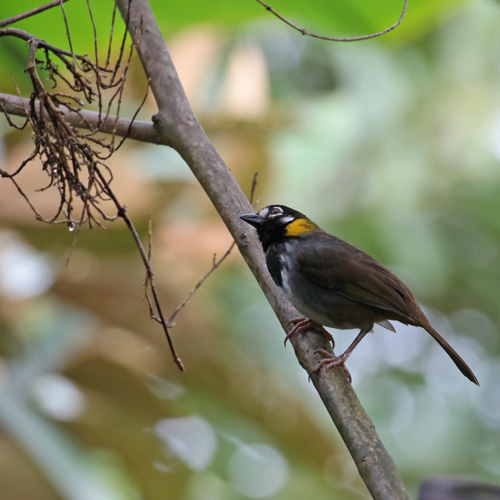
[255,0,409,42]
[0,0,183,371]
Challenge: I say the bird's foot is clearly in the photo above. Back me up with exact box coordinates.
[308,349,352,383]
[285,318,334,347]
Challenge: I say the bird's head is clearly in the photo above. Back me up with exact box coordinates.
[240,205,320,251]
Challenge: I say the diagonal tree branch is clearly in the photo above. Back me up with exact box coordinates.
[111,0,410,498]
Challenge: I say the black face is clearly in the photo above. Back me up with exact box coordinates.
[240,205,306,251]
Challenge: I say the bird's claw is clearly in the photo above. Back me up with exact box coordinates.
[285,318,335,347]
[308,349,352,383]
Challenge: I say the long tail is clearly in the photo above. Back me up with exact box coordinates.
[424,324,479,385]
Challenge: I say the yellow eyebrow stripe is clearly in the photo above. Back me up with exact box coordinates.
[285,218,319,237]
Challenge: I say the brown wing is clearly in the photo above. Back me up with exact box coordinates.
[297,233,420,323]
[297,232,479,385]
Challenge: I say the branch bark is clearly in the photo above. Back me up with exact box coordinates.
[0,93,161,144]
[0,3,410,497]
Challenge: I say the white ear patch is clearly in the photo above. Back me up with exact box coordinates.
[279,215,294,224]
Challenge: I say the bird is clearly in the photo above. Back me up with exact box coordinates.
[240,204,479,385]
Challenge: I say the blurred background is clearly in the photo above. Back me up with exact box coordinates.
[0,0,499,499]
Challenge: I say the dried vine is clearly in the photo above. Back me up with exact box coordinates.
[255,0,409,42]
[0,1,183,371]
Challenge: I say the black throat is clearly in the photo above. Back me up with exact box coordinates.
[265,241,286,288]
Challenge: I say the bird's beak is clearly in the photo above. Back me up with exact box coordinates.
[240,212,263,228]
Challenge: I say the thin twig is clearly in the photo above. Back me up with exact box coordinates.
[0,169,45,219]
[94,168,184,371]
[163,172,259,326]
[167,243,236,326]
[255,0,409,42]
[143,218,157,322]
[249,172,258,207]
[0,0,70,29]
[0,28,108,73]
[86,0,100,70]
[112,79,151,151]
[59,0,79,72]
[105,2,119,69]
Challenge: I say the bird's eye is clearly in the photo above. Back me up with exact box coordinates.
[270,207,283,217]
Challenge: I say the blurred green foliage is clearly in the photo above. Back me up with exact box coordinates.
[1,1,499,499]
